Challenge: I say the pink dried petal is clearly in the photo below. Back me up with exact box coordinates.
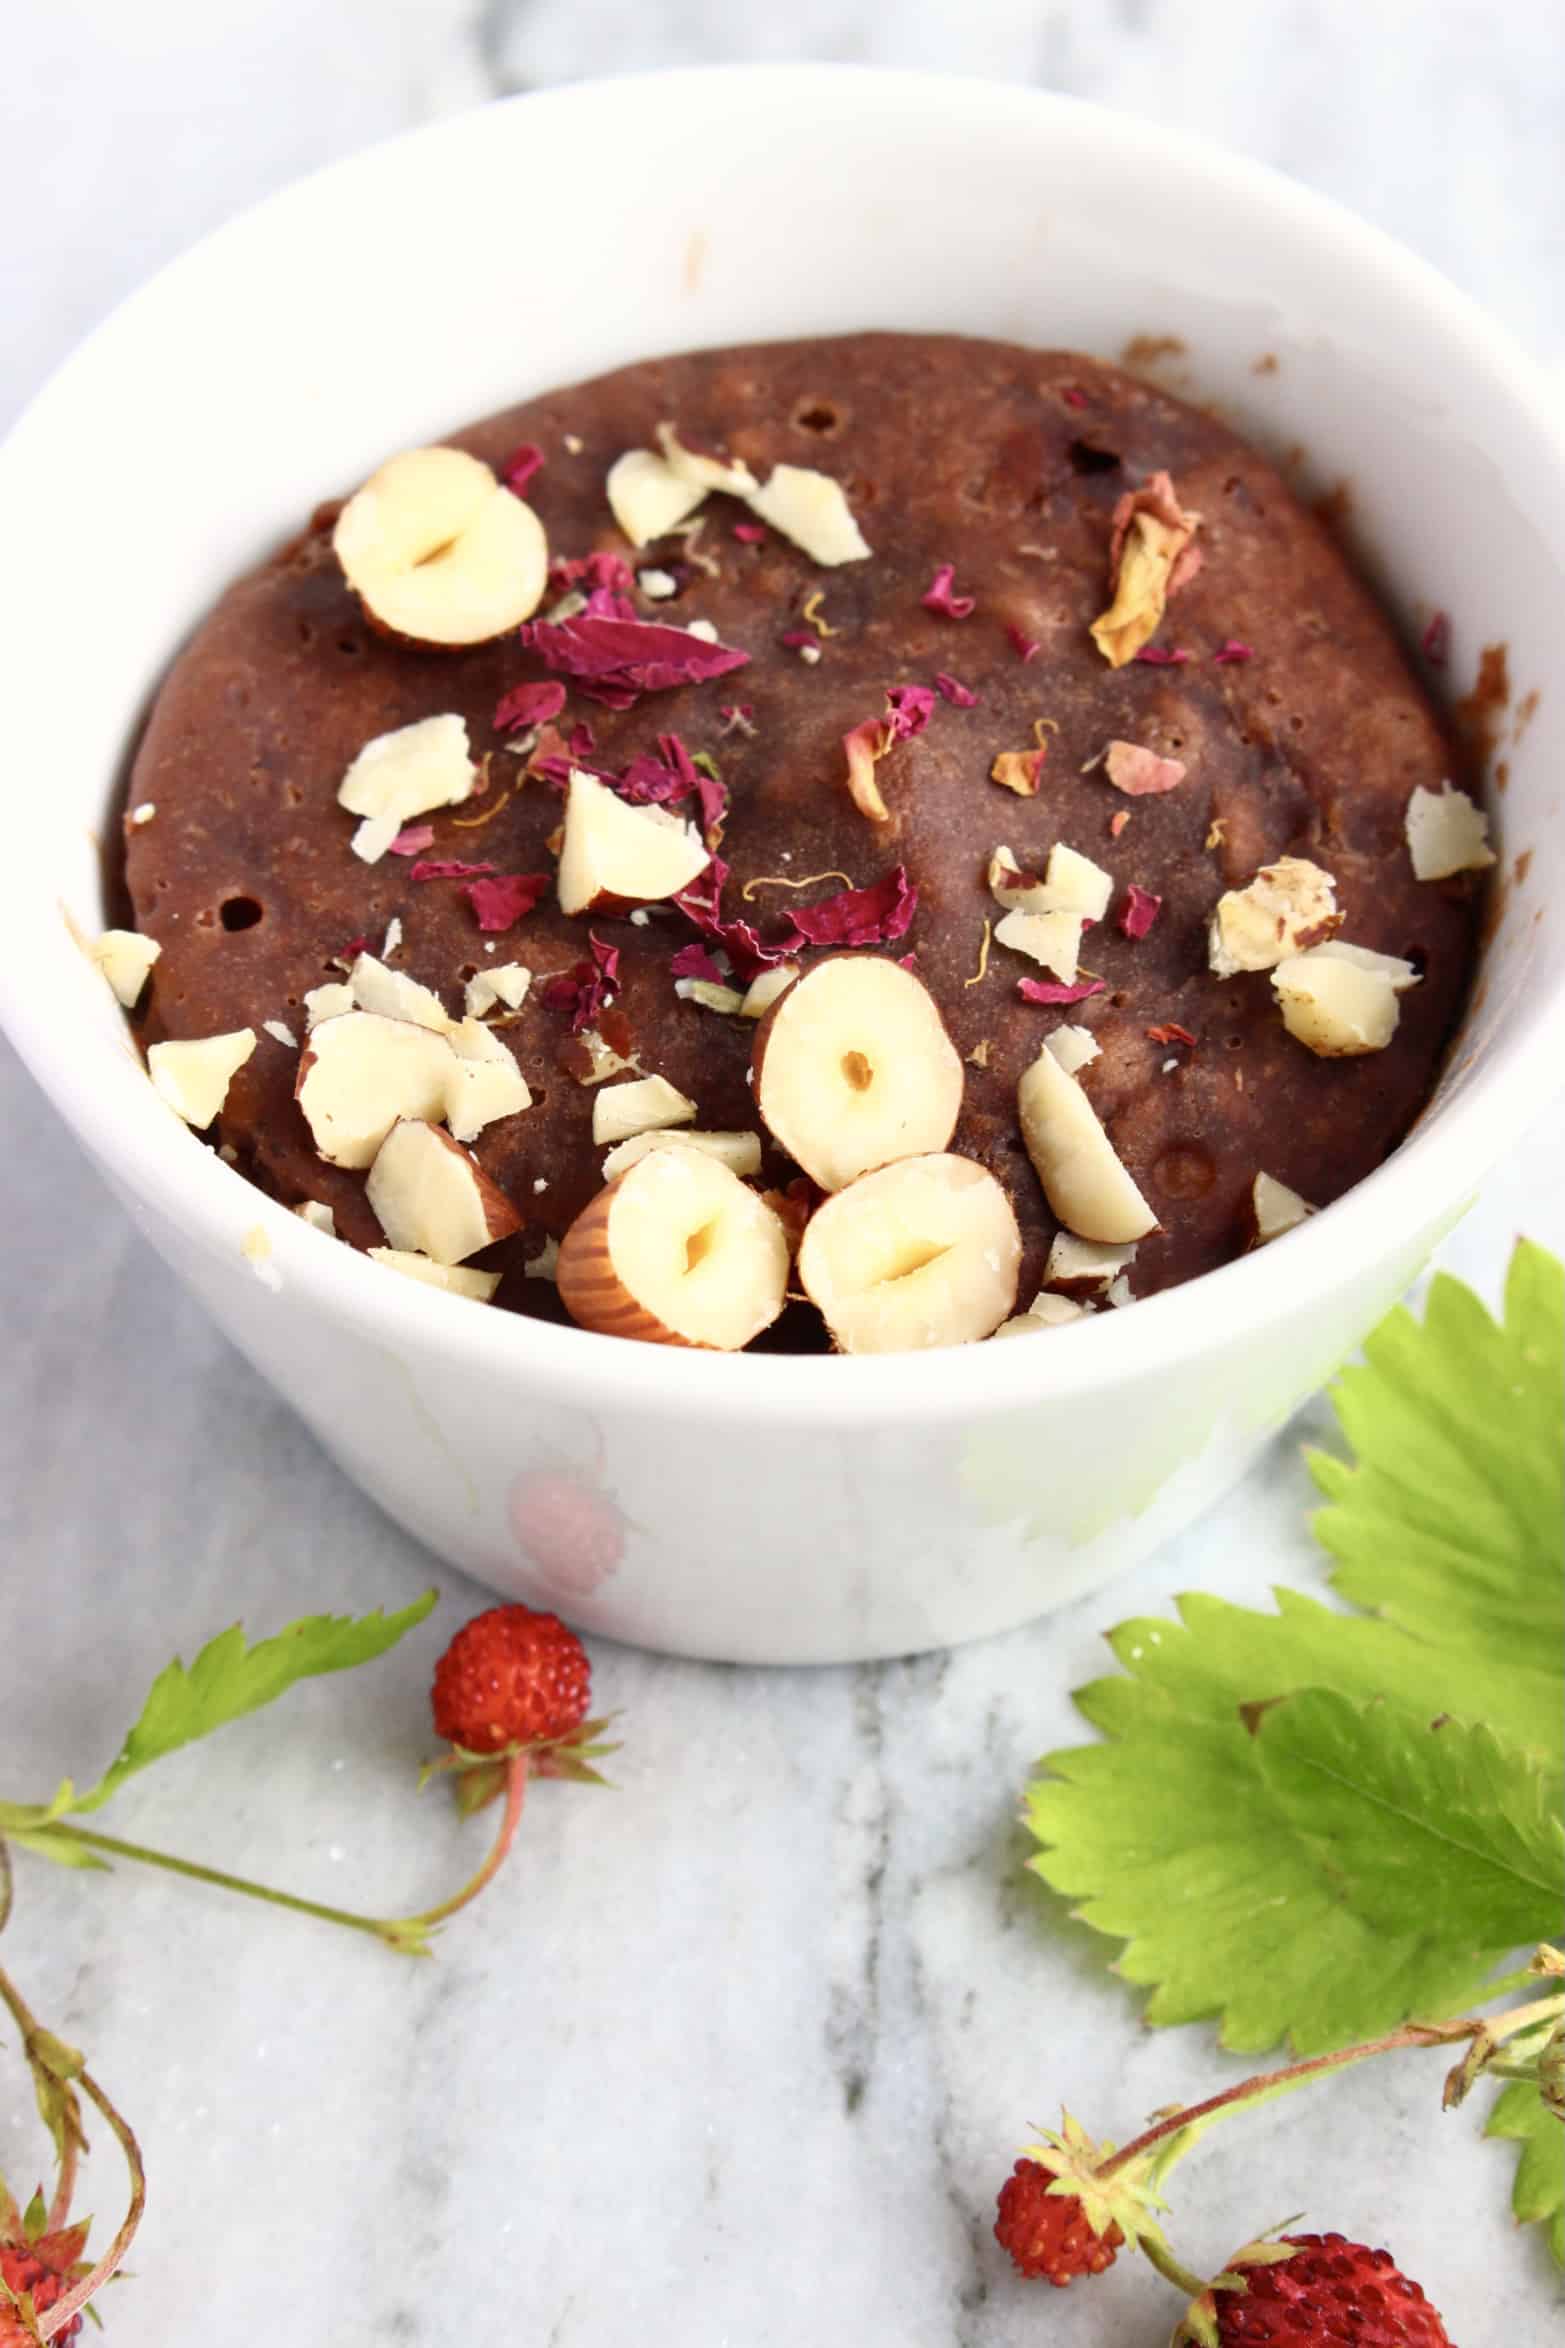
[670,942,725,985]
[1421,609,1450,666]
[517,611,744,704]
[780,630,816,649]
[1108,810,1131,839]
[884,684,936,741]
[921,563,975,619]
[549,551,638,599]
[387,824,436,857]
[615,732,729,842]
[732,521,767,543]
[1212,638,1253,665]
[1118,884,1162,939]
[493,679,568,733]
[1018,976,1106,1005]
[1006,625,1040,662]
[1104,740,1187,796]
[789,866,917,948]
[896,952,919,971]
[1133,645,1192,666]
[540,933,621,1031]
[502,442,544,497]
[935,673,978,707]
[719,702,756,737]
[1146,1021,1197,1047]
[463,872,552,933]
[1061,386,1088,410]
[674,856,797,981]
[412,857,499,883]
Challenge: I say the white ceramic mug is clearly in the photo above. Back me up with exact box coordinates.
[2,68,1560,1662]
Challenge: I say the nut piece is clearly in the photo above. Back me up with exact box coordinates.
[557,1147,789,1350]
[591,1073,698,1147]
[304,982,356,1029]
[752,954,964,1192]
[445,1019,532,1143]
[295,1011,457,1167]
[88,928,160,1007]
[1271,942,1415,1057]
[366,1119,522,1264]
[676,977,746,1015]
[994,1291,1089,1337]
[333,447,547,648]
[1045,1231,1137,1291]
[1017,1043,1156,1244]
[464,963,532,1017]
[989,843,1111,924]
[295,1200,337,1236]
[1209,857,1340,977]
[744,464,871,565]
[994,907,1084,984]
[1046,1024,1101,1077]
[1405,781,1495,880]
[338,714,477,865]
[656,422,760,498]
[148,1029,256,1128]
[600,1129,763,1181]
[739,963,801,1019]
[349,951,452,1034]
[557,769,711,916]
[369,1247,501,1303]
[1251,1171,1316,1243]
[605,448,706,546]
[798,1153,1021,1354]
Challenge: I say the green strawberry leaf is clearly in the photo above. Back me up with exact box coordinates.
[1487,2080,1565,2267]
[69,1593,437,1815]
[1026,1242,1564,2053]
[1309,1241,1562,1718]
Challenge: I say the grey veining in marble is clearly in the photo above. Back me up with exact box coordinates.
[3,6,1563,2342]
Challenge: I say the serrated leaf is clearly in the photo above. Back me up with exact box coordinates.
[1487,2080,1565,2266]
[1028,1701,1513,2053]
[70,1593,437,1814]
[1309,1242,1562,1706]
[1027,1243,1564,2053]
[1252,1692,1564,1947]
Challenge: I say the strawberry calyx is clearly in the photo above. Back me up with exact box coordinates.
[1016,2111,1168,2257]
[422,1716,619,1816]
[1170,2232,1301,2347]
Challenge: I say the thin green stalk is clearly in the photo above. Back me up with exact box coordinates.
[398,1754,528,1932]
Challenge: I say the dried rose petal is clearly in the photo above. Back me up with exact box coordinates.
[885,684,936,740]
[502,442,544,497]
[549,551,637,599]
[674,856,796,982]
[541,933,621,1030]
[1062,386,1088,410]
[1018,976,1106,1005]
[616,731,729,842]
[412,857,499,882]
[1421,609,1450,665]
[518,611,751,706]
[494,679,568,733]
[1090,470,1202,667]
[779,629,816,649]
[1006,625,1040,662]
[1134,644,1193,666]
[921,563,975,619]
[935,672,978,707]
[463,872,552,933]
[1104,740,1187,796]
[732,521,767,544]
[1212,638,1253,665]
[991,746,1046,797]
[670,941,726,985]
[789,866,917,948]
[1146,1021,1197,1046]
[719,702,756,737]
[1119,885,1162,939]
[387,824,436,857]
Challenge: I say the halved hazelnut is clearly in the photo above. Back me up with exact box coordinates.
[1017,1043,1156,1243]
[601,1129,763,1181]
[1208,857,1340,977]
[557,1147,789,1350]
[1271,942,1414,1056]
[88,928,160,1008]
[797,1153,1021,1353]
[752,954,963,1191]
[369,1247,501,1303]
[744,464,871,565]
[591,1073,698,1147]
[295,1011,456,1167]
[1405,781,1495,880]
[333,447,547,647]
[605,447,706,546]
[557,770,711,915]
[366,1119,522,1264]
[1251,1170,1316,1243]
[338,714,477,865]
[148,1029,256,1128]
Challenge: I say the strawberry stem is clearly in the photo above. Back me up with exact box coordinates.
[29,1824,434,1957]
[395,1752,529,1932]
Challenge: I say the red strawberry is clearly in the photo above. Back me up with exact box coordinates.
[430,1604,591,1754]
[1,2232,85,2344]
[1209,2233,1453,2346]
[994,2156,1123,2286]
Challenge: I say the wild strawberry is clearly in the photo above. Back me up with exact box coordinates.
[430,1604,591,1754]
[1,2232,85,2344]
[994,2156,1123,2285]
[1202,2232,1454,2347]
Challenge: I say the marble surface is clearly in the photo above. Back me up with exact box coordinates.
[3,6,1563,2341]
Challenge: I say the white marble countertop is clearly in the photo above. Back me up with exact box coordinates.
[3,7,1562,2342]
